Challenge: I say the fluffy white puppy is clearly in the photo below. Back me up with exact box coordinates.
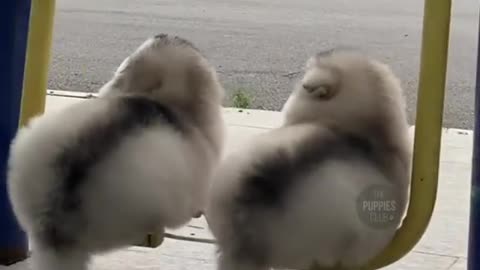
[7,33,226,270]
[205,49,412,270]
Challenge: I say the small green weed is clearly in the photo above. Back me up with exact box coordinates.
[232,89,253,109]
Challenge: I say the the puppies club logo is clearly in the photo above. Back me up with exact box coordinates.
[356,184,401,229]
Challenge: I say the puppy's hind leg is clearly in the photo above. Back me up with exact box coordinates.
[30,243,90,270]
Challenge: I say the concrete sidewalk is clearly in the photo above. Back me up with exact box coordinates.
[2,92,474,270]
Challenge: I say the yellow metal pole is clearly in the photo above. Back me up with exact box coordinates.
[309,0,452,269]
[364,0,452,268]
[19,0,56,126]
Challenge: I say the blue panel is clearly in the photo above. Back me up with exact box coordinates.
[468,7,480,270]
[0,0,32,265]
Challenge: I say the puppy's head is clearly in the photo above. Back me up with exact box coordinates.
[281,49,407,136]
[99,34,224,107]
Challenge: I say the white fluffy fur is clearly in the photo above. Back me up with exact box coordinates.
[7,34,226,270]
[205,50,412,270]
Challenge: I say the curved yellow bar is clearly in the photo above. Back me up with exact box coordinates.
[366,0,452,268]
[19,0,56,126]
[310,0,452,269]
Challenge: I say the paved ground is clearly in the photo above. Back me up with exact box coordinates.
[48,0,478,129]
[1,94,475,269]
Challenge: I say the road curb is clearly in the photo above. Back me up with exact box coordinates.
[45,89,475,135]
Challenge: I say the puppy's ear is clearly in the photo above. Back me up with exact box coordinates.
[300,67,338,100]
[115,56,132,76]
[302,84,333,100]
[193,210,203,218]
[98,56,136,97]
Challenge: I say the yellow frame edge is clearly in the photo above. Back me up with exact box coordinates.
[19,0,56,127]
[364,0,452,268]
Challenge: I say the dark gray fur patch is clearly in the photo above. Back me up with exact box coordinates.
[41,96,183,249]
[314,46,363,60]
[229,131,379,264]
[153,33,200,53]
[236,132,375,208]
[315,48,336,58]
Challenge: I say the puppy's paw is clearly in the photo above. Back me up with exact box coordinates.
[193,210,203,218]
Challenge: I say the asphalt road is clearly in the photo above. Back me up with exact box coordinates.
[48,0,479,129]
